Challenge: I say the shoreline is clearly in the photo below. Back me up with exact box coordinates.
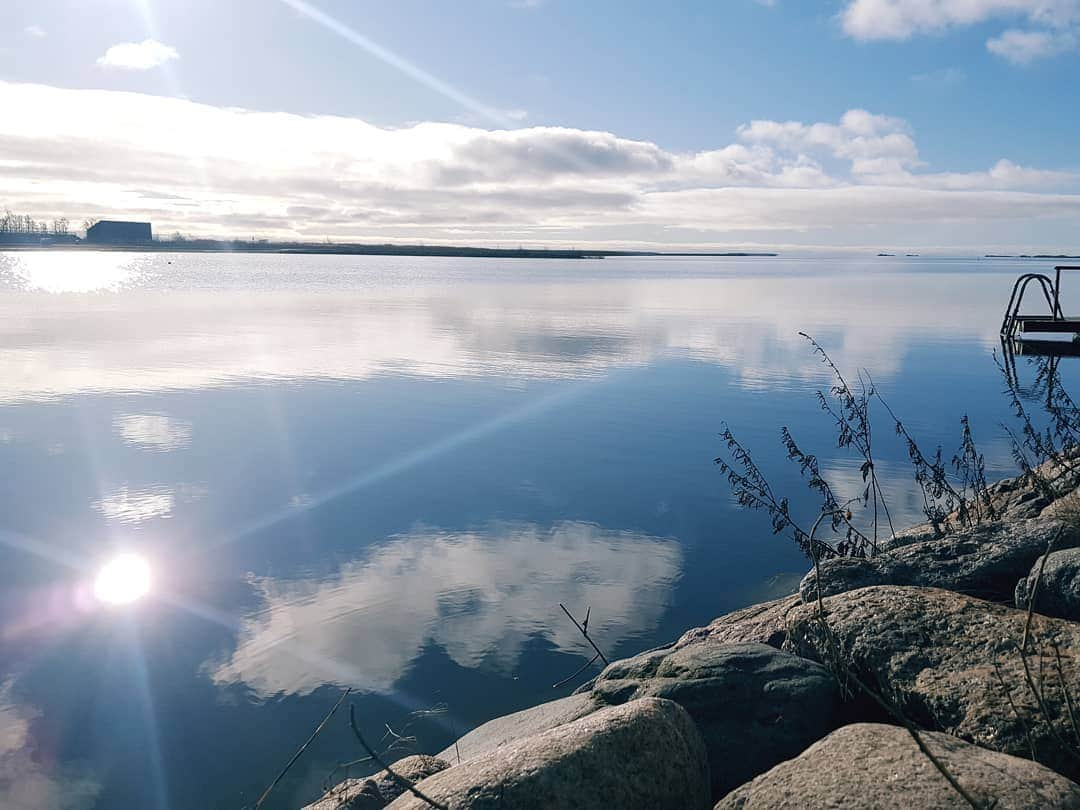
[303,458,1080,809]
[0,242,779,260]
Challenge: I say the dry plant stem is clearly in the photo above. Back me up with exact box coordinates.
[1014,639,1080,763]
[1051,642,1080,748]
[993,661,1038,760]
[552,652,602,689]
[349,705,449,810]
[255,687,352,809]
[559,603,609,666]
[1022,529,1062,652]
[810,520,983,810]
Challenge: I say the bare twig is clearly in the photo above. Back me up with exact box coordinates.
[1022,529,1062,652]
[809,521,982,810]
[1051,641,1080,749]
[349,705,449,810]
[993,661,1038,760]
[552,652,602,689]
[255,687,352,808]
[559,603,609,666]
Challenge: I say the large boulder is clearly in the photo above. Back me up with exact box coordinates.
[589,640,844,798]
[784,586,1080,781]
[800,518,1076,604]
[1016,547,1080,621]
[717,722,1080,809]
[304,755,450,810]
[437,693,597,764]
[674,595,801,651]
[386,697,711,810]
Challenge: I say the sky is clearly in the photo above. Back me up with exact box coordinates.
[1,0,1080,252]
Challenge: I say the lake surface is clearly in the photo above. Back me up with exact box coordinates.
[1,252,1077,809]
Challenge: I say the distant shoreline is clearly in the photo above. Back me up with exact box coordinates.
[0,241,779,260]
[985,254,1080,259]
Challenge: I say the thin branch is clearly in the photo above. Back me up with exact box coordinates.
[349,705,449,810]
[993,662,1038,760]
[255,687,352,809]
[552,652,602,689]
[559,603,609,666]
[1051,641,1080,749]
[1022,529,1061,652]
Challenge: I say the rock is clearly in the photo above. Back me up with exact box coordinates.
[590,640,843,798]
[717,722,1080,809]
[800,518,1077,604]
[674,595,801,650]
[303,755,450,810]
[1016,547,1080,621]
[436,693,597,763]
[784,586,1080,782]
[881,453,1079,544]
[387,697,711,810]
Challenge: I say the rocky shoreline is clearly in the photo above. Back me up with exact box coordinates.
[306,459,1080,809]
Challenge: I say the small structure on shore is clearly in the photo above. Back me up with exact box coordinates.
[1001,264,1080,358]
[86,220,152,245]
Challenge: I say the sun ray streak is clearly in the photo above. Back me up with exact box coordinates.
[276,0,513,127]
[208,372,619,551]
[125,615,171,810]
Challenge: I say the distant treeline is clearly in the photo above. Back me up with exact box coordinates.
[0,209,79,244]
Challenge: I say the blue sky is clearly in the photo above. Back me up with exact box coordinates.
[2,0,1080,251]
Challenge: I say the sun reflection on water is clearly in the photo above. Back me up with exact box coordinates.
[5,251,141,293]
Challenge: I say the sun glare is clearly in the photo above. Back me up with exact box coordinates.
[94,553,152,605]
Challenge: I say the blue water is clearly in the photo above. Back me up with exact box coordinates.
[0,252,1077,809]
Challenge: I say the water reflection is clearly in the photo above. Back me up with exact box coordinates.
[1,251,141,294]
[0,254,1021,403]
[0,682,101,810]
[113,413,193,452]
[210,521,682,696]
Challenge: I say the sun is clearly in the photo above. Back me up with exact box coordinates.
[94,553,152,605]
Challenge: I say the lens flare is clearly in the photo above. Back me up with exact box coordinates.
[94,553,152,605]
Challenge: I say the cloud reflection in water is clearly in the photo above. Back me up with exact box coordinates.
[0,681,101,810]
[209,521,682,697]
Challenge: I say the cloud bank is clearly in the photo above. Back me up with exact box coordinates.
[1,81,1078,249]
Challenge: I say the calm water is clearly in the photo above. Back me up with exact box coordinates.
[1,252,1077,809]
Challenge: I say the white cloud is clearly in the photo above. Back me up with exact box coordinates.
[96,39,179,70]
[840,0,1080,62]
[209,521,683,696]
[986,26,1076,61]
[0,81,1076,248]
[840,0,1080,40]
[23,25,46,38]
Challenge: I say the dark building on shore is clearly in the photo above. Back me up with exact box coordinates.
[86,220,152,245]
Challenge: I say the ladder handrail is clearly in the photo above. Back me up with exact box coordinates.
[1000,273,1058,336]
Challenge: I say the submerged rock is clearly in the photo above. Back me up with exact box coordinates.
[436,693,597,764]
[304,755,450,810]
[717,722,1080,809]
[800,518,1076,604]
[1016,547,1080,621]
[784,586,1080,782]
[387,697,711,810]
[589,640,843,798]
